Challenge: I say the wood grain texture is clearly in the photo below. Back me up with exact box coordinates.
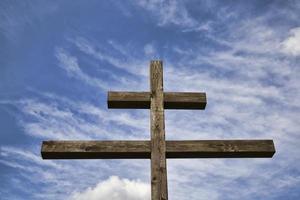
[107,92,150,109]
[164,92,206,109]
[107,91,206,109]
[166,140,275,158]
[41,140,151,159]
[41,140,275,159]
[150,60,168,200]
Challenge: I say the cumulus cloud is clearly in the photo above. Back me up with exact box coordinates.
[71,176,150,200]
[281,27,300,56]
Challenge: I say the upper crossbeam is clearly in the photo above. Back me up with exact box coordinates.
[107,91,206,109]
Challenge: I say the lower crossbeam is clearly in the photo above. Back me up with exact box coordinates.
[41,140,275,159]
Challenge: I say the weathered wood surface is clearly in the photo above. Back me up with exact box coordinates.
[164,92,206,109]
[42,140,275,159]
[166,140,275,158]
[41,140,150,159]
[108,91,206,109]
[150,61,168,200]
[108,92,150,109]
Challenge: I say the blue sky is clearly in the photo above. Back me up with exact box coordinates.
[1,0,300,199]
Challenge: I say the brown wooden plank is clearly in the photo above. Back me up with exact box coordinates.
[41,140,151,159]
[166,140,275,158]
[41,140,275,159]
[150,60,168,200]
[164,92,206,109]
[107,91,206,109]
[107,92,150,109]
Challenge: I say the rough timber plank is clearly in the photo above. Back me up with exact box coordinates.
[41,140,275,159]
[164,92,206,109]
[41,140,150,159]
[107,91,206,109]
[107,92,150,109]
[166,140,275,158]
[150,60,168,200]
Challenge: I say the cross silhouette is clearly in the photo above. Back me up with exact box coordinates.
[42,60,275,200]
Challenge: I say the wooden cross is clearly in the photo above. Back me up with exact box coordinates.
[41,60,275,200]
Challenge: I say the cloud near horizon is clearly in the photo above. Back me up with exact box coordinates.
[71,176,150,200]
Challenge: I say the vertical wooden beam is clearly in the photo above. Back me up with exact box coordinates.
[150,60,168,200]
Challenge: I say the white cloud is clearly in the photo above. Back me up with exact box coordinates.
[281,27,300,56]
[55,48,109,90]
[0,146,63,169]
[1,95,149,140]
[132,0,197,28]
[0,144,150,200]
[71,37,149,78]
[108,40,131,56]
[182,21,213,33]
[55,45,148,91]
[71,176,150,200]
[144,43,156,56]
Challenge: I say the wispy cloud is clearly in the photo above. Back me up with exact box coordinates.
[1,94,149,140]
[55,48,109,90]
[1,146,63,169]
[71,37,149,78]
[0,1,58,43]
[132,0,197,28]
